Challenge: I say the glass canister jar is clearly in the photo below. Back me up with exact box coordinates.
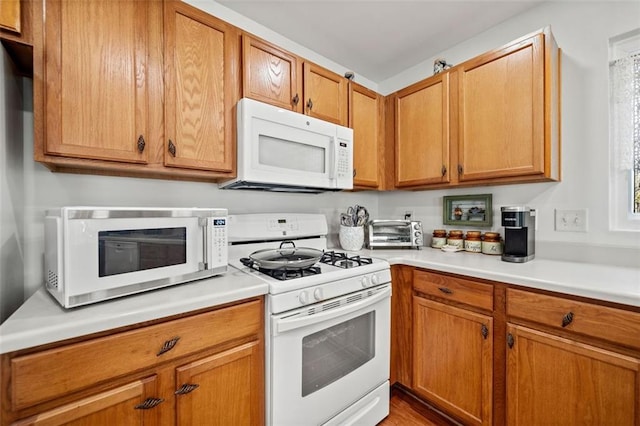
[431,229,447,248]
[464,231,482,253]
[482,232,503,255]
[446,230,464,249]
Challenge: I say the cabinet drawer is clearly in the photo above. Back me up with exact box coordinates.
[10,299,262,410]
[506,288,640,351]
[413,270,493,311]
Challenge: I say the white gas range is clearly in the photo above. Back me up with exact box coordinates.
[228,213,391,426]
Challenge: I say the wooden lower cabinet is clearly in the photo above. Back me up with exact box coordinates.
[175,341,263,425]
[1,298,265,426]
[506,324,640,426]
[11,376,161,426]
[412,296,493,426]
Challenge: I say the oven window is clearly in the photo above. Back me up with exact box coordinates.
[301,311,375,397]
[98,227,187,277]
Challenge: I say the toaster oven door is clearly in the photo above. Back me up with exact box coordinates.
[367,221,412,248]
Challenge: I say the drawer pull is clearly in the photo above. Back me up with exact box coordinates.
[137,135,145,153]
[134,397,164,410]
[507,333,514,349]
[292,93,299,106]
[175,383,200,395]
[481,324,489,340]
[561,312,574,328]
[157,336,180,356]
[438,287,453,295]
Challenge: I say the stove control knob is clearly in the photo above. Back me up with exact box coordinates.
[371,274,379,285]
[299,291,309,305]
[361,276,370,288]
[313,288,323,301]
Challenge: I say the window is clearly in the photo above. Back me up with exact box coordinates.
[609,29,640,231]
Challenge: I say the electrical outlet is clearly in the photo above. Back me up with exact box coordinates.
[555,209,588,232]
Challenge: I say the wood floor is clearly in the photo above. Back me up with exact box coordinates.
[378,387,460,426]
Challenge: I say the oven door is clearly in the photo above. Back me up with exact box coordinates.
[270,284,391,426]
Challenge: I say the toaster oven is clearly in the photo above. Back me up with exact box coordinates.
[366,220,423,249]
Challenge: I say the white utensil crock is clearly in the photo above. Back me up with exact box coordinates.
[339,225,364,251]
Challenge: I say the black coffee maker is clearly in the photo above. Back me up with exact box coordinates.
[501,206,536,263]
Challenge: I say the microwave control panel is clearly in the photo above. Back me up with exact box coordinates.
[209,217,228,267]
[337,141,350,179]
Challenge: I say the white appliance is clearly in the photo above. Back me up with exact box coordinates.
[45,207,228,308]
[220,98,354,193]
[228,213,391,426]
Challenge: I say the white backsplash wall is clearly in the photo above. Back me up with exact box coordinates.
[0,48,26,323]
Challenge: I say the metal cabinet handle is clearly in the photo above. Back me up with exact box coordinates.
[353,168,357,177]
[292,93,300,106]
[168,139,176,157]
[157,336,180,356]
[481,324,489,340]
[507,333,515,349]
[561,311,574,328]
[457,164,463,175]
[137,135,145,153]
[441,165,447,177]
[438,287,453,295]
[306,98,313,110]
[175,383,200,395]
[134,397,164,410]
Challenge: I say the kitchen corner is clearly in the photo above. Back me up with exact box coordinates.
[0,268,267,355]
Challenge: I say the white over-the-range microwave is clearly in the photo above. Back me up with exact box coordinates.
[219,98,354,193]
[45,207,228,308]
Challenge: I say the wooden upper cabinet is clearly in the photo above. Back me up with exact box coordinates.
[240,37,348,126]
[242,34,301,112]
[506,324,640,426]
[42,0,151,164]
[394,73,450,187]
[457,29,560,182]
[303,62,348,126]
[164,1,236,172]
[0,0,20,33]
[350,82,384,189]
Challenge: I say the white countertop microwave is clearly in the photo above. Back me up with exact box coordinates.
[45,207,228,308]
[220,98,353,193]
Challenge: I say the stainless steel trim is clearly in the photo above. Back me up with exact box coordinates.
[64,208,226,220]
[501,254,535,263]
[66,266,227,308]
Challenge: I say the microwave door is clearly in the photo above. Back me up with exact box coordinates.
[248,117,337,189]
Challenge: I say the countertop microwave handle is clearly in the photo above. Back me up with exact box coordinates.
[329,136,336,180]
[272,285,391,335]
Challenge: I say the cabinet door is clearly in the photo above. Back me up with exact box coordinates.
[303,62,348,126]
[0,0,19,33]
[12,376,161,426]
[350,83,384,189]
[164,1,236,172]
[43,0,151,164]
[413,297,493,426]
[506,324,640,426]
[175,341,264,426]
[242,34,302,113]
[395,73,450,187]
[457,33,544,181]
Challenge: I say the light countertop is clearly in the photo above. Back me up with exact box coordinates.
[362,248,640,308]
[0,267,268,355]
[1,250,638,355]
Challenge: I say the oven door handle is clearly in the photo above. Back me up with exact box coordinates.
[272,285,391,335]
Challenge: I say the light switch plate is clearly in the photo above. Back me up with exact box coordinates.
[555,209,588,232]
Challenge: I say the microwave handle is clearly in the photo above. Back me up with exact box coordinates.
[200,217,209,270]
[329,136,336,180]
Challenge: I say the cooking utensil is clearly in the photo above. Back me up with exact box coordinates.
[247,241,323,270]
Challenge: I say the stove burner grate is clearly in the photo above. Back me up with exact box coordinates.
[320,251,373,269]
[240,257,321,281]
